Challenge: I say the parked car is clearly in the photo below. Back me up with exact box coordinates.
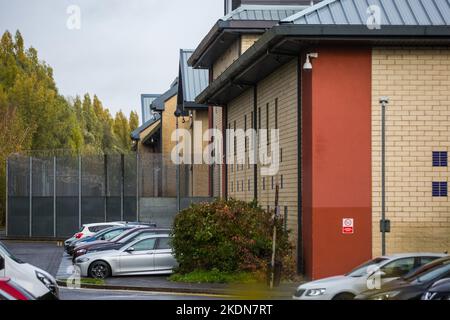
[64,222,125,250]
[0,278,35,300]
[67,225,135,255]
[422,278,450,300]
[0,242,58,300]
[72,227,171,260]
[74,234,177,279]
[293,253,446,300]
[355,256,450,300]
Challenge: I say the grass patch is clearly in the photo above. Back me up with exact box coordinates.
[59,278,105,286]
[169,269,261,284]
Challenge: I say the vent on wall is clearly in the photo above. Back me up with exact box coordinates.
[432,182,448,197]
[433,151,448,167]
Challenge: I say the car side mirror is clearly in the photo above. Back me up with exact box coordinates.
[126,247,135,253]
[0,257,4,270]
[100,236,105,240]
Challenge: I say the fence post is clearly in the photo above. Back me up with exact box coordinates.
[53,156,56,238]
[29,156,33,237]
[121,154,124,221]
[104,154,108,222]
[5,158,8,237]
[78,155,82,229]
[136,152,139,222]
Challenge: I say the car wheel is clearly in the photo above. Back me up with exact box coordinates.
[332,293,355,300]
[89,261,111,279]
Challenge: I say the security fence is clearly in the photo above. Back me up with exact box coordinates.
[6,153,214,239]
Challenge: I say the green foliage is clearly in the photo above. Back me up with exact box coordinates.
[169,269,259,284]
[172,199,294,278]
[0,30,140,225]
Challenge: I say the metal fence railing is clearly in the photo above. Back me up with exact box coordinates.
[6,153,215,239]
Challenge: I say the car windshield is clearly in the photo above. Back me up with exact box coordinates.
[346,258,388,277]
[0,242,24,264]
[93,227,118,239]
[403,258,450,284]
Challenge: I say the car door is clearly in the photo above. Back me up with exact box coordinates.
[0,254,5,277]
[153,237,177,272]
[118,238,156,274]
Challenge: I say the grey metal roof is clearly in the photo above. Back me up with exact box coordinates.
[151,78,178,112]
[222,4,308,21]
[130,113,161,141]
[282,0,450,25]
[141,94,159,124]
[178,49,209,109]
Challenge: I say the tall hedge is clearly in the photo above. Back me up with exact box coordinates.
[172,199,293,274]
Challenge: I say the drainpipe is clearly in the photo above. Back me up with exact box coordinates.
[380,97,390,256]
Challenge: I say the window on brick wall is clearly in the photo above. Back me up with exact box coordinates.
[284,206,288,231]
[263,177,265,190]
[244,114,248,152]
[281,175,284,189]
[248,179,251,191]
[266,103,270,145]
[433,151,448,167]
[271,176,274,190]
[275,98,278,129]
[432,182,448,197]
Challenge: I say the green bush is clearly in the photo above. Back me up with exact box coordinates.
[171,198,293,277]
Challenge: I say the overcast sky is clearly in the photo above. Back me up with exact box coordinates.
[0,0,223,119]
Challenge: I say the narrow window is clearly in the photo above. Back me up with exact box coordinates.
[433,151,448,167]
[284,206,288,231]
[248,179,251,191]
[266,103,270,145]
[234,120,237,156]
[280,148,283,163]
[281,175,284,189]
[275,98,278,129]
[258,107,261,129]
[432,182,448,197]
[271,176,274,190]
[263,177,265,190]
[244,114,248,152]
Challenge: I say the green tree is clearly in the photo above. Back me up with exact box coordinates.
[129,110,139,132]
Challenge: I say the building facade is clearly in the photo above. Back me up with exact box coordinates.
[191,0,450,279]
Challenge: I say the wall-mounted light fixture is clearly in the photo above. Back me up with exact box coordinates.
[303,53,319,70]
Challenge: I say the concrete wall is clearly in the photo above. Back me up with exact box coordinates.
[372,48,450,256]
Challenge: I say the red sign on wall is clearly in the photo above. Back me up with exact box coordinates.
[342,218,354,234]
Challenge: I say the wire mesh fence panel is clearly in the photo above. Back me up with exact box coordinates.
[81,155,106,224]
[31,157,54,237]
[7,155,30,237]
[106,154,122,221]
[55,156,79,238]
[124,154,137,222]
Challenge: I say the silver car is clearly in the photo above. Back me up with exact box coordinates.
[74,234,177,279]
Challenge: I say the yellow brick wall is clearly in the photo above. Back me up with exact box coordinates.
[257,59,298,236]
[241,34,260,53]
[191,109,210,197]
[226,59,299,239]
[212,39,240,80]
[212,106,223,197]
[372,48,450,256]
[161,95,178,155]
[227,88,254,203]
[212,34,261,80]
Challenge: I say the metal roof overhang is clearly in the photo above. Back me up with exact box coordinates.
[189,20,279,69]
[196,24,450,106]
[140,120,161,145]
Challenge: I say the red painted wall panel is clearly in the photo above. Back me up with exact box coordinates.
[302,47,372,280]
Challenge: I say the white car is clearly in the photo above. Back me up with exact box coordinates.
[293,253,447,300]
[67,222,126,242]
[0,242,59,300]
